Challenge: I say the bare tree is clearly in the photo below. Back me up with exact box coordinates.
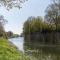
[0,0,27,10]
[45,0,60,30]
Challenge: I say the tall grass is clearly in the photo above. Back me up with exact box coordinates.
[0,38,31,60]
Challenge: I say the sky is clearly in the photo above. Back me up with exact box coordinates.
[0,0,51,35]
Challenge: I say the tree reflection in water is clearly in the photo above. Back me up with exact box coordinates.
[24,40,60,60]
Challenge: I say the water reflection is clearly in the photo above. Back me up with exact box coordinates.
[24,41,60,60]
[9,37,60,60]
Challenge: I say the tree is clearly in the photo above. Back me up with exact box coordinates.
[45,0,60,44]
[0,0,27,10]
[6,31,13,38]
[0,15,7,38]
[45,0,60,31]
[23,16,56,35]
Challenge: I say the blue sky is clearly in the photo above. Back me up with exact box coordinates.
[0,0,51,34]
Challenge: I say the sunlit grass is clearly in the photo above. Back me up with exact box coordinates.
[0,38,31,60]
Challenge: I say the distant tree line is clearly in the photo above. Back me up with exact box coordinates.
[0,0,28,39]
[6,31,20,38]
[0,16,19,39]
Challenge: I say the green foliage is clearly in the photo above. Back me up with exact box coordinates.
[23,16,60,45]
[0,38,31,60]
[23,16,57,35]
[23,16,43,34]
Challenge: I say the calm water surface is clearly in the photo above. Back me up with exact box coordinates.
[9,37,24,52]
[9,37,60,60]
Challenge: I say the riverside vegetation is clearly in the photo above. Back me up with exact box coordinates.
[23,16,60,45]
[0,0,60,60]
[23,0,60,45]
[0,38,32,60]
[0,15,31,60]
[23,0,60,60]
[0,8,31,60]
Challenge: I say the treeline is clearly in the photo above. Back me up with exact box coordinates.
[23,0,60,45]
[23,16,60,45]
[0,15,19,39]
[23,16,60,34]
[23,17,60,45]
[6,31,20,38]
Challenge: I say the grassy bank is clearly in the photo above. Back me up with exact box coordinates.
[0,38,31,60]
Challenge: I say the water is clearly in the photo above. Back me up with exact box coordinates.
[9,37,24,52]
[9,37,60,60]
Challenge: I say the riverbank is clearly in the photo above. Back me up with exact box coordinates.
[0,38,31,60]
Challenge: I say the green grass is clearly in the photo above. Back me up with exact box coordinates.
[0,38,31,60]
